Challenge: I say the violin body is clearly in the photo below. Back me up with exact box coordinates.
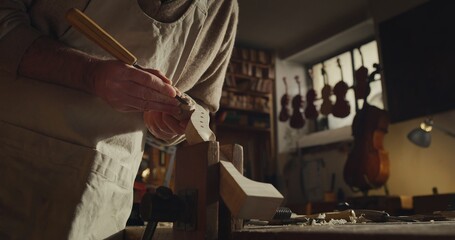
[290,94,305,129]
[279,94,290,122]
[320,84,333,116]
[343,103,390,193]
[332,80,350,118]
[304,89,318,119]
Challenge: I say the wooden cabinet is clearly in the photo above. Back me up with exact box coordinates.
[213,47,277,183]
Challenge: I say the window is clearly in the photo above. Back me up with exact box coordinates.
[308,40,382,131]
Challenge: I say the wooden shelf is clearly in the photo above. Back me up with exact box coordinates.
[223,88,271,98]
[225,73,274,93]
[219,105,270,114]
[227,72,260,80]
[230,58,273,68]
[216,46,276,183]
[216,124,271,132]
[297,126,353,149]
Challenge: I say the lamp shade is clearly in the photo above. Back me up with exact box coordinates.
[407,127,431,148]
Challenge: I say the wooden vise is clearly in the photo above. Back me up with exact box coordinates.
[172,141,284,240]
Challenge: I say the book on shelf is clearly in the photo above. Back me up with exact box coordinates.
[251,79,273,93]
[249,49,258,62]
[220,90,270,113]
[232,47,274,65]
[258,50,268,64]
[216,110,270,129]
[240,48,249,60]
[241,62,253,76]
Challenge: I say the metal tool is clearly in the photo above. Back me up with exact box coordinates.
[354,209,417,222]
[266,207,421,225]
[65,8,188,105]
[265,208,356,225]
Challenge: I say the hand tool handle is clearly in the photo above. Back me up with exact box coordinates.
[66,8,189,105]
[66,8,137,65]
[141,221,157,240]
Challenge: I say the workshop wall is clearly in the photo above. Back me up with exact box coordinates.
[274,0,455,207]
[383,110,455,196]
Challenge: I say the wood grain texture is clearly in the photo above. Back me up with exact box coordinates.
[233,221,455,240]
[173,141,220,240]
[220,160,283,220]
[219,144,244,240]
[184,103,216,145]
[219,144,244,174]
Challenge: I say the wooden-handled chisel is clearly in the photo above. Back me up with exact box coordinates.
[65,8,188,105]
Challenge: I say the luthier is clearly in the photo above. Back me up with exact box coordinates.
[65,8,285,239]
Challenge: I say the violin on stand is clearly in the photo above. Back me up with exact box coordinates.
[332,58,350,118]
[290,76,305,129]
[320,63,333,116]
[343,64,390,195]
[279,77,290,122]
[304,69,319,120]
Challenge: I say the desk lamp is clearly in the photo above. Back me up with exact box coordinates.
[407,117,455,148]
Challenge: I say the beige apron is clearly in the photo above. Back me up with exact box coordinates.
[0,0,207,239]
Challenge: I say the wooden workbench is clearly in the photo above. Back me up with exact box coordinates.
[111,141,455,240]
[232,221,455,240]
[116,221,455,240]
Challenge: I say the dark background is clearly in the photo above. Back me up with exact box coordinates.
[380,0,455,123]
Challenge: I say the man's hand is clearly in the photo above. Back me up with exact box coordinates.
[89,60,180,113]
[18,37,181,114]
[143,110,190,141]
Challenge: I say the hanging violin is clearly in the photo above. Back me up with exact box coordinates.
[304,69,319,120]
[332,58,350,118]
[279,77,290,122]
[320,63,333,116]
[290,76,305,129]
[343,64,390,194]
[354,47,369,103]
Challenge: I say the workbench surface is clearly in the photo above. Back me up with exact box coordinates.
[232,221,455,240]
[118,221,455,240]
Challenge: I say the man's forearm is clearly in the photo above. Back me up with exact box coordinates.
[18,36,98,94]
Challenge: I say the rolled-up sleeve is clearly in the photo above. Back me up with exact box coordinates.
[0,0,43,76]
[158,0,239,146]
